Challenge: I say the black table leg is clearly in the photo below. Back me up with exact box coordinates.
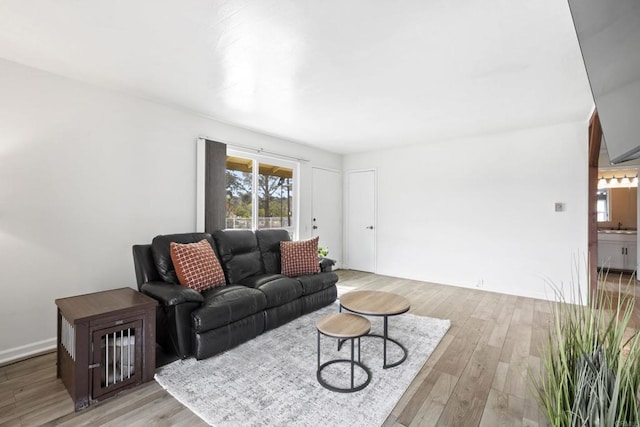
[317,333,371,393]
[383,315,388,367]
[338,307,408,369]
[350,338,354,389]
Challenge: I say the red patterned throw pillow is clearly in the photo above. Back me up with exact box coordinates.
[170,240,226,292]
[280,236,320,277]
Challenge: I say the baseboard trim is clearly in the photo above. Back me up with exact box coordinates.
[0,338,57,367]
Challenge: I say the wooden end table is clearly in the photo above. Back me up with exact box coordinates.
[316,312,372,392]
[339,290,410,369]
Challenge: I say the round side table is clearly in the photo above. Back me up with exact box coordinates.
[316,312,372,393]
[340,290,410,369]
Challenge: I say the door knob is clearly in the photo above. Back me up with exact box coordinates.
[365,226,374,229]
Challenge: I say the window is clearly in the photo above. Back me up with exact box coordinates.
[225,156,253,229]
[596,189,609,222]
[225,151,297,236]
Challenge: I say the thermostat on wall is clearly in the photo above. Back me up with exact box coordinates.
[555,202,565,212]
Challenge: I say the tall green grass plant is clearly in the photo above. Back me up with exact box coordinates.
[531,272,640,426]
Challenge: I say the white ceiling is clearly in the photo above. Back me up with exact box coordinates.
[0,0,594,154]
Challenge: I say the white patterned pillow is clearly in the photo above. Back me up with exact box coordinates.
[280,236,320,277]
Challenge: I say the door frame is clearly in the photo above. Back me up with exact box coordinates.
[588,110,602,297]
[311,166,343,268]
[344,168,377,272]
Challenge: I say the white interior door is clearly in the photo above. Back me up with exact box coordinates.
[312,168,342,267]
[346,170,376,272]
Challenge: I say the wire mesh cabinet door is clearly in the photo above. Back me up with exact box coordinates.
[91,319,143,400]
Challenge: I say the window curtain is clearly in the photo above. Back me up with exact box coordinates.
[204,139,227,232]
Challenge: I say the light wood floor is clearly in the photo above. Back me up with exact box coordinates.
[2,271,637,426]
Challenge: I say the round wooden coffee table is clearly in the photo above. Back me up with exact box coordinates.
[316,312,372,393]
[339,290,410,369]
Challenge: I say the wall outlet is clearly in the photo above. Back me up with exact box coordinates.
[475,279,483,288]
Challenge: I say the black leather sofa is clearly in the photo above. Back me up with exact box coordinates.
[132,229,338,360]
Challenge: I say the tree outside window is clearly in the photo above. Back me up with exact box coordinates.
[225,155,294,232]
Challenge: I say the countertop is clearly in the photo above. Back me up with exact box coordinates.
[598,229,637,235]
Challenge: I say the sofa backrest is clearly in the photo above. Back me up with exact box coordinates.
[151,233,218,284]
[213,230,264,284]
[255,229,291,274]
[132,244,161,290]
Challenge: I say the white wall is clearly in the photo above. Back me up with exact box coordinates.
[343,122,589,301]
[0,58,341,363]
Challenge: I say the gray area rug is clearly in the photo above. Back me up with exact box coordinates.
[155,303,450,426]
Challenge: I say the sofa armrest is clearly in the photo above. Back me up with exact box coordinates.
[319,257,336,272]
[141,281,204,306]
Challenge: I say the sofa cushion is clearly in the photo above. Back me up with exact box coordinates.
[192,285,267,333]
[296,272,339,295]
[213,230,264,283]
[280,236,320,277]
[301,285,337,314]
[170,240,226,292]
[151,233,217,284]
[255,229,291,274]
[240,273,303,308]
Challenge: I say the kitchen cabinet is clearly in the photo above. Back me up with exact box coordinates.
[597,232,638,271]
[626,243,638,271]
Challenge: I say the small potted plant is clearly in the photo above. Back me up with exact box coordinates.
[317,246,335,272]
